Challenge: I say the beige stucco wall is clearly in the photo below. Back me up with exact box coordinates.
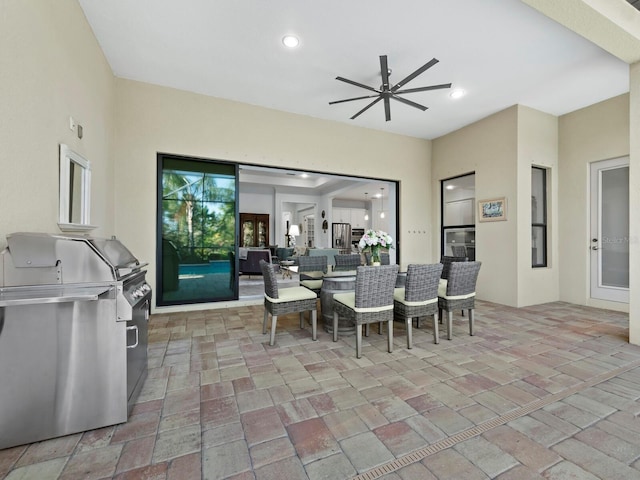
[113,79,433,312]
[629,63,640,344]
[2,0,635,324]
[432,107,519,306]
[0,0,116,245]
[558,94,630,312]
[516,106,560,306]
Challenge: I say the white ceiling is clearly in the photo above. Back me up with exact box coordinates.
[78,0,630,141]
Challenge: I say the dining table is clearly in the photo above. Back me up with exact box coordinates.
[318,268,407,334]
[319,270,357,334]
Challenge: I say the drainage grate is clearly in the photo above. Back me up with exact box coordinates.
[353,359,640,479]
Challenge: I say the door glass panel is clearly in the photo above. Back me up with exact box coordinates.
[442,174,475,259]
[242,220,254,247]
[532,226,546,266]
[601,166,629,288]
[444,228,475,259]
[257,220,267,247]
[158,156,237,305]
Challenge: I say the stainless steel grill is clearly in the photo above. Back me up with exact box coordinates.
[0,232,151,449]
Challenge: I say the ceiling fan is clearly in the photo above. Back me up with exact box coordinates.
[329,55,451,121]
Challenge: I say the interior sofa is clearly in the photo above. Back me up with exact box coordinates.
[239,249,272,275]
[308,248,340,267]
[282,247,341,267]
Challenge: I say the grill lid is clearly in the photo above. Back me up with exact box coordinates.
[3,232,146,285]
[89,237,139,270]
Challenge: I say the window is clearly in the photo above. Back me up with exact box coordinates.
[157,154,238,305]
[441,173,475,260]
[531,166,547,267]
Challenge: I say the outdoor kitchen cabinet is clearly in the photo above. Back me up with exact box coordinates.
[0,232,151,450]
[240,213,269,247]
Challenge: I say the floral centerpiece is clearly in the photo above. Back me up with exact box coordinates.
[358,229,394,264]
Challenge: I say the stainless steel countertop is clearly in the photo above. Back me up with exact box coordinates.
[0,285,112,307]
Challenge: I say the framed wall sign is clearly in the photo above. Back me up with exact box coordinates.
[478,197,506,222]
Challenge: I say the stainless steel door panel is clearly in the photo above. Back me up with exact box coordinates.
[0,295,127,449]
[126,293,149,412]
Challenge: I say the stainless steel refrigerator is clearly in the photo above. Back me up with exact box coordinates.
[332,223,352,252]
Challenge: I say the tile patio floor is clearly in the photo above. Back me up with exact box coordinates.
[2,300,640,479]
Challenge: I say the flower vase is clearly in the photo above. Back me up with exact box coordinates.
[371,246,381,266]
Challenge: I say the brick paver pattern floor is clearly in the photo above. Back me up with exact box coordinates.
[2,300,640,479]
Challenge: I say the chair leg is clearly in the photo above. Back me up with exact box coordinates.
[387,320,393,353]
[263,309,268,334]
[433,311,439,344]
[406,318,412,349]
[438,308,443,324]
[333,312,339,342]
[378,322,383,335]
[416,317,421,329]
[365,324,370,337]
[447,310,453,340]
[356,324,363,358]
[300,311,305,329]
[469,308,475,336]
[311,309,317,341]
[269,314,278,346]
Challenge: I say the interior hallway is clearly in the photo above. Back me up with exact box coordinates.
[1,301,640,479]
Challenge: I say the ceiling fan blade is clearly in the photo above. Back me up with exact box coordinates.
[383,94,391,121]
[350,96,383,120]
[391,94,428,111]
[391,58,439,92]
[395,83,452,95]
[336,76,380,94]
[380,55,390,91]
[329,94,380,105]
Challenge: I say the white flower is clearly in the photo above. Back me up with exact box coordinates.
[358,229,394,251]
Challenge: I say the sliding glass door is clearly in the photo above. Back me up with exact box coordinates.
[157,154,238,305]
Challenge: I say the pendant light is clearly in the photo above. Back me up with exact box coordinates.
[364,192,369,221]
[380,187,385,219]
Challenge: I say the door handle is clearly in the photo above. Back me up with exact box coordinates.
[591,246,599,250]
[126,325,139,349]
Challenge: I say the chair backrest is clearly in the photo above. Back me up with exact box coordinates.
[259,260,279,298]
[446,261,482,296]
[334,254,361,271]
[354,264,399,309]
[364,251,390,265]
[466,246,476,261]
[298,255,327,273]
[451,245,467,257]
[404,263,443,302]
[440,255,468,279]
[248,249,272,263]
[275,247,294,261]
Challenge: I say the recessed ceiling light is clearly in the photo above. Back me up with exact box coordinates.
[446,185,455,190]
[450,89,466,99]
[282,35,300,48]
[300,173,309,178]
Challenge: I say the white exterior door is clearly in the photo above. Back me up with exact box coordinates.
[590,157,629,303]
